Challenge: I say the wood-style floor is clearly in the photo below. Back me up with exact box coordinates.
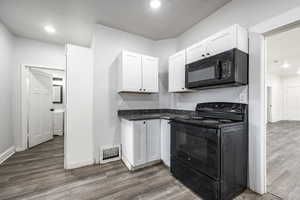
[0,136,279,200]
[267,121,300,199]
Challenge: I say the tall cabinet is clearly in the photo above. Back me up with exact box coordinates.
[118,50,159,93]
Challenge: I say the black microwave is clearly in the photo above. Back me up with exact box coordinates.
[185,48,248,90]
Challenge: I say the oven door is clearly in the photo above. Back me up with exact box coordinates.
[171,122,220,180]
[185,50,235,89]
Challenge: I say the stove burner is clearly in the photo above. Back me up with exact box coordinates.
[201,120,219,124]
[219,119,234,123]
[191,116,204,120]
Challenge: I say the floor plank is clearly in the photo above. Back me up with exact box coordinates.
[0,136,274,200]
[267,121,300,199]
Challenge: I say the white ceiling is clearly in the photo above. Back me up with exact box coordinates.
[0,0,231,47]
[267,26,300,77]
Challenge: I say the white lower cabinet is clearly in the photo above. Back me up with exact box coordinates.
[160,120,171,167]
[121,119,161,170]
[132,121,147,166]
[146,120,161,162]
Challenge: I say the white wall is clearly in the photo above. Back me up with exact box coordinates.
[172,0,300,110]
[13,37,65,149]
[0,22,14,155]
[282,75,300,121]
[65,44,94,169]
[266,74,300,122]
[266,73,283,122]
[153,39,177,108]
[92,25,177,163]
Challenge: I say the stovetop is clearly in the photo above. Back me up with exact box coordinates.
[172,102,247,128]
[172,116,244,128]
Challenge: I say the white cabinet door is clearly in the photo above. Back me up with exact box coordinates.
[161,120,170,167]
[142,55,159,93]
[121,51,142,92]
[169,50,188,92]
[132,121,147,166]
[206,27,235,57]
[186,41,207,64]
[146,120,161,162]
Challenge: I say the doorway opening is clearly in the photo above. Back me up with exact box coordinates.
[265,24,300,199]
[21,65,66,166]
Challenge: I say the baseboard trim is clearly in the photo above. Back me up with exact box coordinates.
[15,146,26,152]
[0,146,15,164]
[65,160,94,169]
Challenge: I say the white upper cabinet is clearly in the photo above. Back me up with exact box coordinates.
[186,40,207,64]
[169,50,190,92]
[142,55,159,93]
[206,27,235,57]
[118,50,159,93]
[119,51,142,92]
[186,24,248,64]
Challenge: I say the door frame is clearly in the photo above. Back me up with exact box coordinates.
[21,64,65,151]
[248,6,300,194]
[266,86,272,123]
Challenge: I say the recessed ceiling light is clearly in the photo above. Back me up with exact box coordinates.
[150,0,161,10]
[281,62,290,69]
[44,25,56,34]
[297,69,300,75]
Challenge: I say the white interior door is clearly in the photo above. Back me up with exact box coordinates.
[28,69,53,148]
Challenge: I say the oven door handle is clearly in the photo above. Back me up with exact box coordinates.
[216,60,222,80]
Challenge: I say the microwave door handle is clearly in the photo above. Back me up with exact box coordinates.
[216,60,222,79]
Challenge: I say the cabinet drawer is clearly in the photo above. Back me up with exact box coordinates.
[171,159,220,200]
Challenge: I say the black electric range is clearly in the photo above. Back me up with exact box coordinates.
[170,102,248,200]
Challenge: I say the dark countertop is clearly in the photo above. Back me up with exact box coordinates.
[118,109,194,121]
[118,109,247,128]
